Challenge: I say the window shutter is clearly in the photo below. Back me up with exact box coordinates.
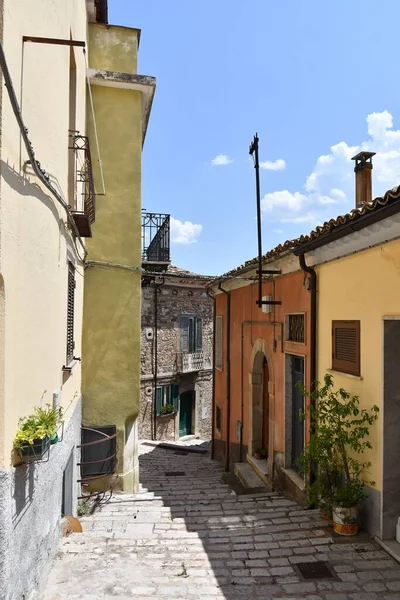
[215,316,223,370]
[180,315,190,352]
[195,317,203,351]
[171,384,179,411]
[332,320,360,376]
[66,263,75,364]
[155,387,163,416]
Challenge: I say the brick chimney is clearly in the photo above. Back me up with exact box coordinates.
[351,151,375,208]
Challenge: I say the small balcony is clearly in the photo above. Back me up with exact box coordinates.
[69,133,96,238]
[178,351,212,374]
[142,212,171,271]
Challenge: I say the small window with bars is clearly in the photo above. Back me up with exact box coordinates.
[66,262,75,364]
[332,320,360,376]
[216,405,222,432]
[285,313,305,343]
[215,316,223,370]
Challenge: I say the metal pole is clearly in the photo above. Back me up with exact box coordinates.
[249,134,262,307]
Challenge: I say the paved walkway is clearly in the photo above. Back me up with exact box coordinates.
[41,441,400,600]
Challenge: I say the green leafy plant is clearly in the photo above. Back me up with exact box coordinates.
[297,374,379,510]
[160,403,176,415]
[14,404,63,450]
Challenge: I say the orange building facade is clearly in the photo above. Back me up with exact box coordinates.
[213,252,313,500]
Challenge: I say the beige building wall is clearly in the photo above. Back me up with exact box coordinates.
[0,0,87,465]
[0,1,87,598]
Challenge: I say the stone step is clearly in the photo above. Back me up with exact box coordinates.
[234,461,270,490]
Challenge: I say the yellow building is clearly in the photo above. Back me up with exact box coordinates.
[293,152,400,541]
[0,0,89,597]
[82,12,155,492]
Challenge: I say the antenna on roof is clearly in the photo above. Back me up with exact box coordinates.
[249,134,281,309]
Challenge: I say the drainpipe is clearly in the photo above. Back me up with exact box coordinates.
[153,277,165,441]
[207,289,216,459]
[298,255,317,407]
[298,254,317,492]
[218,282,231,471]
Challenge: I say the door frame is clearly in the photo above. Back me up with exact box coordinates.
[179,390,195,437]
[284,353,306,470]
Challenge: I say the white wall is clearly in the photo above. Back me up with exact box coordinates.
[0,0,87,464]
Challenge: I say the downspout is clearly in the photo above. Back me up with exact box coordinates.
[218,282,231,471]
[207,289,216,459]
[153,277,165,441]
[0,42,87,258]
[298,255,317,407]
[298,254,317,490]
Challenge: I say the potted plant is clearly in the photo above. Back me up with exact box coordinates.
[253,447,265,460]
[297,374,379,535]
[160,403,176,417]
[14,404,63,463]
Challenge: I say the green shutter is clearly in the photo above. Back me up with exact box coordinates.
[180,315,190,352]
[171,384,180,411]
[156,387,163,416]
[195,317,203,351]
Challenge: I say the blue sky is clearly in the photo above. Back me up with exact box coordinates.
[110,1,400,275]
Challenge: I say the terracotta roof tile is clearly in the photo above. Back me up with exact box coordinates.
[222,184,400,278]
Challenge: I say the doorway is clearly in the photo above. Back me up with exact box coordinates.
[251,351,269,456]
[179,390,194,437]
[382,319,400,539]
[291,356,304,469]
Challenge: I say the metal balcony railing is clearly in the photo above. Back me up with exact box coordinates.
[142,212,170,264]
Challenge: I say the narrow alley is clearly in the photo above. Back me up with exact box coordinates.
[42,442,400,600]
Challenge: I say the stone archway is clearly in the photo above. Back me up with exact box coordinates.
[249,338,275,479]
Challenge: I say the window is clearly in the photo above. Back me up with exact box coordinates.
[215,316,223,370]
[216,406,222,432]
[156,384,179,416]
[286,314,305,343]
[68,46,77,209]
[66,263,75,364]
[332,320,360,376]
[181,314,202,353]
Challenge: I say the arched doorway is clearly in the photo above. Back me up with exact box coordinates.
[251,351,269,457]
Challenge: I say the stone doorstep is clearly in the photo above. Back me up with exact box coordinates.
[234,462,269,490]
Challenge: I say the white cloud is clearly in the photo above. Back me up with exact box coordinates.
[262,110,400,224]
[273,229,284,234]
[170,217,202,245]
[211,154,233,166]
[260,158,286,171]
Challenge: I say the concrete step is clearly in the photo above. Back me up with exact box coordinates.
[234,461,270,490]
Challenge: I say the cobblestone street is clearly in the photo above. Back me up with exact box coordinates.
[42,442,400,600]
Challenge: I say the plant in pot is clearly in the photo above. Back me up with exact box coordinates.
[14,404,63,463]
[253,447,265,460]
[297,374,379,535]
[160,403,176,416]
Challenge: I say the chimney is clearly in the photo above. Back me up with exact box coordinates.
[351,151,375,208]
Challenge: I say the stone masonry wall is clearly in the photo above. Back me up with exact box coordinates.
[0,396,81,600]
[139,278,213,441]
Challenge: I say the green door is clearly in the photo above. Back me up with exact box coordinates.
[179,391,193,437]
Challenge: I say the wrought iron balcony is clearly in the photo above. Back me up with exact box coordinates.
[69,133,96,238]
[178,351,212,373]
[142,212,170,269]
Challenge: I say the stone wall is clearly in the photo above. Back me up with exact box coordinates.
[0,396,81,600]
[140,279,213,441]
